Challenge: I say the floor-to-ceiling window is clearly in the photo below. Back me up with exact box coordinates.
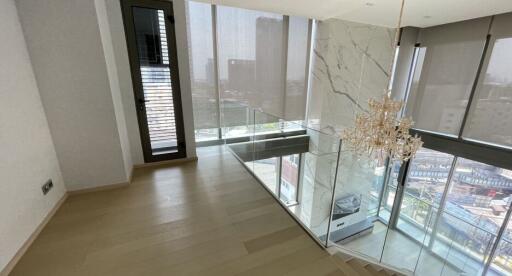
[186,1,219,142]
[186,1,311,144]
[383,13,512,276]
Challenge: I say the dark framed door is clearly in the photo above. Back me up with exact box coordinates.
[121,0,186,162]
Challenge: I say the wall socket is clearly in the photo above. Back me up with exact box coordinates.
[42,179,53,195]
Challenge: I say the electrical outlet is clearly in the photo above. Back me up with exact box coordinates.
[42,179,53,195]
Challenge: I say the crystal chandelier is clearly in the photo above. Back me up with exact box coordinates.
[341,93,423,163]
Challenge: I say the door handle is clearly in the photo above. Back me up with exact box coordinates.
[138,99,148,111]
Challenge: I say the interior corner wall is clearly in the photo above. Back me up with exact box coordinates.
[16,0,128,191]
[0,0,66,272]
[104,0,144,165]
[95,0,134,176]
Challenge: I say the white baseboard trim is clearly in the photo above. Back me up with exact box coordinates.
[67,181,129,196]
[1,193,68,276]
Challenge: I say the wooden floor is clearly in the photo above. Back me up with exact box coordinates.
[11,146,389,276]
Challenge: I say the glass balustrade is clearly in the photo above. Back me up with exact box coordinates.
[221,101,512,276]
[222,101,341,245]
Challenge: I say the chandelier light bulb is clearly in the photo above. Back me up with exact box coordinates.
[341,93,423,163]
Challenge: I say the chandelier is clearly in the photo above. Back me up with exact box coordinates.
[341,93,423,163]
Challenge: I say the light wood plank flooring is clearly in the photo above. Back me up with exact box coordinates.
[11,146,388,276]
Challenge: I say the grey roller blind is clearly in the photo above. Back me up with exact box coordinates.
[187,3,311,130]
[463,13,512,147]
[186,1,218,130]
[216,6,285,127]
[284,16,309,121]
[405,17,491,136]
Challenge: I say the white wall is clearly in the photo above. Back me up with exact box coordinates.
[104,0,145,165]
[95,0,134,176]
[173,0,197,158]
[0,0,66,271]
[16,0,129,190]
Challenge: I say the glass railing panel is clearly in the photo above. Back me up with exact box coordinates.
[327,149,389,262]
[221,102,255,174]
[396,193,436,245]
[367,163,388,217]
[253,157,279,193]
[378,161,401,223]
[279,153,300,205]
[295,127,341,245]
[252,111,285,194]
[254,109,282,135]
[415,223,457,276]
[220,100,254,139]
[380,206,436,273]
[224,104,341,245]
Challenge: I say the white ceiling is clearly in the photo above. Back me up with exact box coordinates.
[200,0,512,27]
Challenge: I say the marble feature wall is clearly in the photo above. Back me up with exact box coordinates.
[296,130,340,237]
[308,18,396,133]
[300,18,397,237]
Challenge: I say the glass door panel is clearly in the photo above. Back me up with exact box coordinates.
[253,157,279,194]
[122,0,186,162]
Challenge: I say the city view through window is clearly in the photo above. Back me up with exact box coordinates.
[385,148,512,275]
[186,1,310,142]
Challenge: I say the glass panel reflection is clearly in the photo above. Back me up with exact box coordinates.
[397,148,454,244]
[280,154,300,205]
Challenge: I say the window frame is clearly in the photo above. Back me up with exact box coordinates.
[187,2,314,146]
[384,20,512,275]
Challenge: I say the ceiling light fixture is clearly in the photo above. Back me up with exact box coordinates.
[341,93,423,163]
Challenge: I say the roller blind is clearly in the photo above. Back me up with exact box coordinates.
[187,2,311,131]
[463,13,512,147]
[186,1,218,130]
[405,17,491,135]
[216,6,285,127]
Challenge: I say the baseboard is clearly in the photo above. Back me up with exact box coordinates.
[1,193,68,276]
[133,156,198,168]
[67,181,129,196]
[68,157,198,195]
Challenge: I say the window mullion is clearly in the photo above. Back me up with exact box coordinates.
[457,33,492,139]
[211,4,222,139]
